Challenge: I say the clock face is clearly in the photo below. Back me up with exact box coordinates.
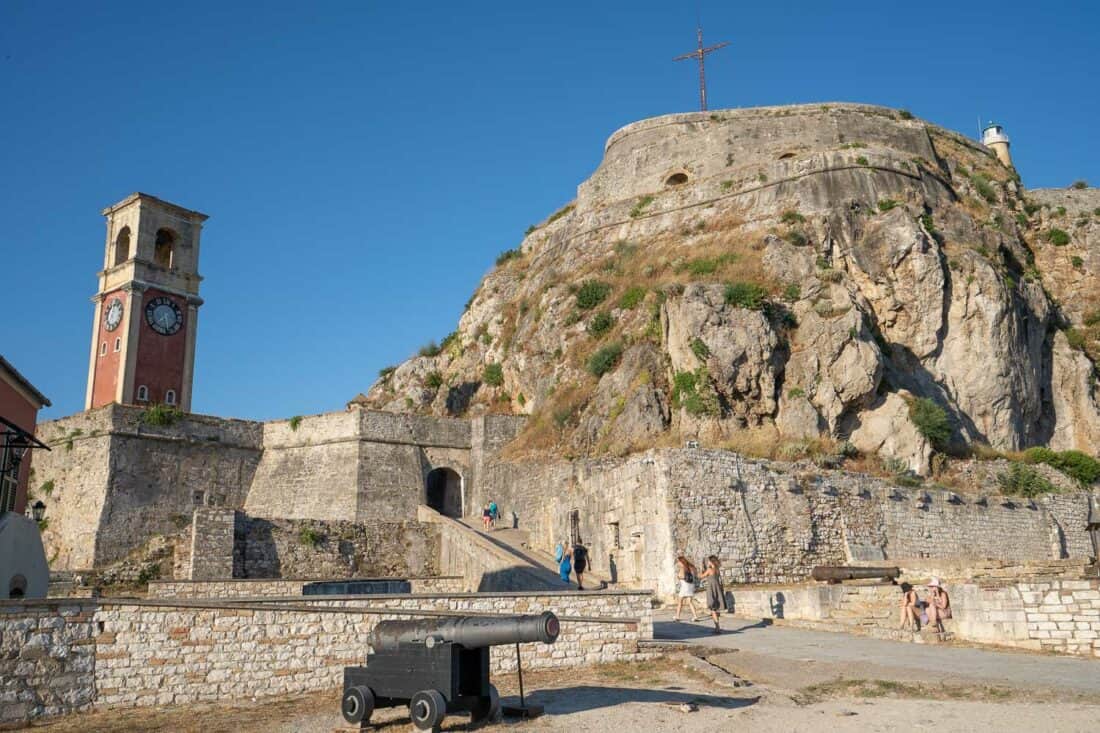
[104,298,124,332]
[144,296,183,336]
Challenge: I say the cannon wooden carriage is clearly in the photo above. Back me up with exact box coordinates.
[341,611,560,731]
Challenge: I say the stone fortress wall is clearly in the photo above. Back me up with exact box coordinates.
[472,449,1100,599]
[33,404,524,573]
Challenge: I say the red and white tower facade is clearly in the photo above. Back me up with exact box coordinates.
[85,193,207,412]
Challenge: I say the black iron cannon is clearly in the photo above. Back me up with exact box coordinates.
[341,612,560,730]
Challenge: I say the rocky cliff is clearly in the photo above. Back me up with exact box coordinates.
[365,103,1100,474]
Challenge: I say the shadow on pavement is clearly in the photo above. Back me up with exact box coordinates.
[506,685,760,716]
[654,617,772,640]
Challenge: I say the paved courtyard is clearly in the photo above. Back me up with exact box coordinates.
[654,609,1100,694]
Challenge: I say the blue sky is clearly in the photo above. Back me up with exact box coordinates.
[2,1,1097,422]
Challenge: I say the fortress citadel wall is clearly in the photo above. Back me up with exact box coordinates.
[476,448,1098,598]
[34,406,519,571]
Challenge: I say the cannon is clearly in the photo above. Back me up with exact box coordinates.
[811,565,901,583]
[341,612,560,731]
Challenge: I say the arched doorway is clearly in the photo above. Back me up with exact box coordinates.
[425,468,462,518]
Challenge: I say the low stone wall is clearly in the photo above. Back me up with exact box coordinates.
[0,601,97,724]
[1,589,652,724]
[729,578,1100,658]
[147,576,465,598]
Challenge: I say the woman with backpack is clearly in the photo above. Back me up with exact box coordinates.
[674,554,702,621]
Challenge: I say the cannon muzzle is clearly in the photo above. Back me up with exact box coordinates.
[370,612,560,651]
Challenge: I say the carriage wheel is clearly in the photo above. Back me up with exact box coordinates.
[409,689,446,731]
[470,684,501,727]
[341,685,375,724]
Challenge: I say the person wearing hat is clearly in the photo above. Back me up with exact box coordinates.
[925,577,951,633]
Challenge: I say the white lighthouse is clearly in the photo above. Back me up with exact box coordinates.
[981,121,1012,167]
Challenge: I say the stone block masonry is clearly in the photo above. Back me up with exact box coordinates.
[147,576,466,598]
[0,590,651,724]
[0,601,97,724]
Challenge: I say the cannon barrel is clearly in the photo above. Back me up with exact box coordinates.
[811,565,900,582]
[370,612,560,651]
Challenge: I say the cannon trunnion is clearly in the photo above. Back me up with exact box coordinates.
[341,612,560,731]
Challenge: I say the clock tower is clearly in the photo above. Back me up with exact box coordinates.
[85,193,207,412]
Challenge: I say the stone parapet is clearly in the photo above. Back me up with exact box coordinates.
[147,575,465,598]
[0,589,653,723]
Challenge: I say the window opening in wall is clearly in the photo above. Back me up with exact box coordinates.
[165,389,176,405]
[192,491,205,506]
[136,385,149,401]
[154,228,177,269]
[114,337,121,352]
[99,342,107,356]
[609,521,621,549]
[7,574,26,599]
[114,226,131,266]
[569,509,581,545]
[665,172,689,187]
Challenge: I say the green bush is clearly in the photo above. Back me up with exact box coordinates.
[1025,447,1100,484]
[575,280,612,310]
[524,224,537,236]
[855,156,869,166]
[298,528,323,547]
[1015,213,1030,227]
[678,253,738,276]
[1065,328,1087,350]
[783,283,801,303]
[425,371,444,389]
[1084,310,1100,327]
[629,195,655,218]
[1094,208,1100,217]
[724,282,767,310]
[720,180,734,191]
[619,286,647,309]
[998,463,1057,497]
[898,109,914,120]
[1055,206,1066,217]
[288,415,302,431]
[418,341,442,357]
[787,387,805,399]
[919,214,936,234]
[971,174,996,203]
[784,230,808,247]
[587,342,623,377]
[781,210,805,225]
[1071,180,1089,190]
[877,199,898,212]
[908,397,951,448]
[378,365,396,379]
[1047,228,1070,246]
[690,337,710,361]
[140,404,183,427]
[483,363,504,387]
[495,248,522,266]
[672,369,719,416]
[136,563,161,585]
[40,480,55,497]
[587,311,615,337]
[547,203,575,224]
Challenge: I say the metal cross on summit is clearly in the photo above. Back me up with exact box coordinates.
[673,26,729,112]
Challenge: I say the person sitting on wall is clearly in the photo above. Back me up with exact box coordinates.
[899,582,921,631]
[925,578,951,633]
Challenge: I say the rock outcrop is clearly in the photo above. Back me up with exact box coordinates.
[365,104,1100,472]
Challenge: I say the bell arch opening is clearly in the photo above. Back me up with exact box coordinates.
[114,226,131,266]
[425,467,463,518]
[154,228,177,269]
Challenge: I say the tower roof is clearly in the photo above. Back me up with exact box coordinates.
[101,192,209,221]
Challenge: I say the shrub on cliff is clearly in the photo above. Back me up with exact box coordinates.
[587,342,623,377]
[496,248,522,266]
[587,311,615,337]
[618,286,647,309]
[1024,447,1100,485]
[724,282,767,310]
[298,528,323,547]
[908,398,951,449]
[140,404,183,427]
[1047,228,1070,246]
[998,463,1057,497]
[575,280,612,310]
[483,363,504,387]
